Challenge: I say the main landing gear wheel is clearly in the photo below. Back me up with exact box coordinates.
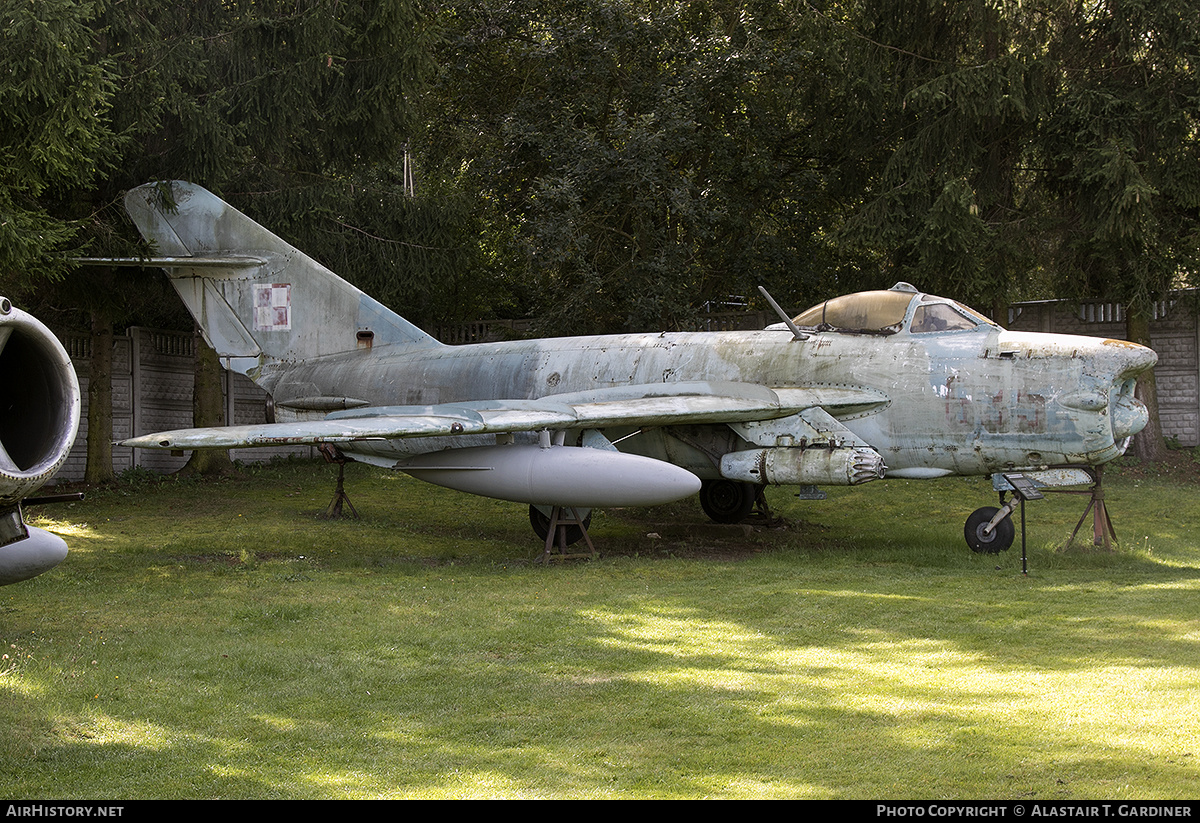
[699,479,757,524]
[529,505,592,546]
[964,506,1015,554]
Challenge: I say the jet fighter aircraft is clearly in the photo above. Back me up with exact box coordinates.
[0,298,81,584]
[110,181,1157,554]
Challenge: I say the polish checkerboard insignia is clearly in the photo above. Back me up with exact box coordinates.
[254,283,291,331]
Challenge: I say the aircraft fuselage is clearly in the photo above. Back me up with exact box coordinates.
[254,322,1152,482]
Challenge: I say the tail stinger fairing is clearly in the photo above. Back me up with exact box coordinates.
[113,181,1158,555]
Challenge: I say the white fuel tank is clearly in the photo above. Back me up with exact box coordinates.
[399,444,702,507]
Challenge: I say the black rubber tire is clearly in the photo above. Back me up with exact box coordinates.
[964,506,1015,554]
[699,479,757,524]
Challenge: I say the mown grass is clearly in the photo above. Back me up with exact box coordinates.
[2,458,1198,799]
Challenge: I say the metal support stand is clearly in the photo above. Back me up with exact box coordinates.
[1017,496,1029,576]
[1002,473,1044,576]
[748,485,780,525]
[318,443,360,520]
[538,506,597,563]
[1058,466,1117,550]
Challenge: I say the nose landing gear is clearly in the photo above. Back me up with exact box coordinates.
[964,506,1015,554]
[966,474,1045,577]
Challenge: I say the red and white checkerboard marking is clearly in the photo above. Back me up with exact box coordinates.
[253,283,291,331]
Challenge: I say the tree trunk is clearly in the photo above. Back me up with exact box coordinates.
[84,311,116,484]
[180,328,234,476]
[1126,309,1168,462]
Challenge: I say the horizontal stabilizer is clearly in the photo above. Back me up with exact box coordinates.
[74,255,268,269]
[119,181,442,366]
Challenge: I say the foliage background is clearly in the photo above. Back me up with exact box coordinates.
[1,0,1197,468]
[5,0,1196,331]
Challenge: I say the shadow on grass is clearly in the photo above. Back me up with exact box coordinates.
[4,460,1198,797]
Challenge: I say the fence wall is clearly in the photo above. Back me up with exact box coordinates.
[55,327,313,483]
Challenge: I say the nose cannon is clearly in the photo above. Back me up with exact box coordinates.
[1098,339,1157,443]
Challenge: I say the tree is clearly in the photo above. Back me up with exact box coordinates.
[0,1,120,482]
[60,0,439,477]
[16,0,1196,472]
[814,1,1198,460]
[426,0,867,334]
[0,0,114,288]
[825,0,1059,316]
[179,331,233,477]
[1039,0,1200,461]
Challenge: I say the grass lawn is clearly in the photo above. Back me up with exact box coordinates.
[2,457,1198,799]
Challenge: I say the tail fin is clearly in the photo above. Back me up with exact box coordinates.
[124,181,441,374]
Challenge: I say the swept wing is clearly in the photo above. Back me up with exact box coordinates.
[122,381,889,450]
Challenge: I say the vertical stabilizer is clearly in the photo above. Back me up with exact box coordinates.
[124,181,441,374]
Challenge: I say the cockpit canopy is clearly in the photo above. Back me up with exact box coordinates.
[789,282,999,335]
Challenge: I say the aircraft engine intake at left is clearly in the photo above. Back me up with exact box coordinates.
[0,298,81,585]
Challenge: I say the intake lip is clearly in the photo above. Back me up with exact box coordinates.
[1101,338,1159,379]
[0,301,82,504]
[1100,341,1155,442]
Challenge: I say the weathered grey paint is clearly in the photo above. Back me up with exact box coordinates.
[244,306,1151,479]
[118,182,1157,512]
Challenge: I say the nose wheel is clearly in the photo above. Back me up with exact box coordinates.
[964,506,1015,554]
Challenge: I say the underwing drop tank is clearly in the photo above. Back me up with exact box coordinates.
[399,443,702,508]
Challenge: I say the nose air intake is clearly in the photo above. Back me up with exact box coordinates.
[0,301,81,502]
[0,300,81,585]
